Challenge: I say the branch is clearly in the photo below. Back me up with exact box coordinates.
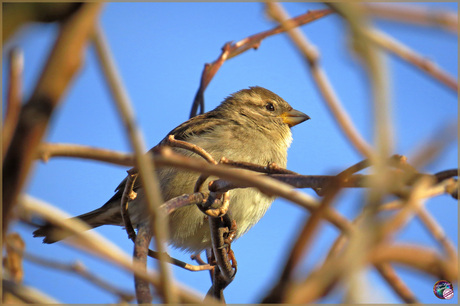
[37,143,134,166]
[189,8,332,117]
[120,169,138,242]
[133,221,152,303]
[266,2,374,159]
[12,246,135,302]
[92,25,175,303]
[366,28,457,92]
[2,2,103,237]
[363,3,458,33]
[2,279,59,304]
[35,142,458,231]
[368,244,457,281]
[374,263,418,303]
[17,194,205,303]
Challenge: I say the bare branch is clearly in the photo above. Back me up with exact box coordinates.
[2,2,103,237]
[120,170,138,242]
[37,142,134,166]
[190,8,332,117]
[374,263,418,303]
[367,29,457,92]
[368,244,457,281]
[363,3,458,33]
[163,134,217,164]
[3,279,59,304]
[17,195,205,303]
[133,221,153,303]
[92,25,175,303]
[266,2,374,159]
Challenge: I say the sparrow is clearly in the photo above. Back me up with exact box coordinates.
[33,86,310,253]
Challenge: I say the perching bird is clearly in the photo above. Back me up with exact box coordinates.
[33,86,310,253]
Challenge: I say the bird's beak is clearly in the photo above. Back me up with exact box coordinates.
[281,108,310,127]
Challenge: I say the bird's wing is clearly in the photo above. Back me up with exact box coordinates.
[112,110,227,195]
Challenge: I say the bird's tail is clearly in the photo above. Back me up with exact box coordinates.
[33,204,120,244]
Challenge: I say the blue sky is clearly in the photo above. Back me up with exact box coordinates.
[3,2,458,304]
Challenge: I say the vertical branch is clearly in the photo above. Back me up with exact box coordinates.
[366,29,457,92]
[328,4,394,303]
[91,26,176,303]
[133,222,153,303]
[2,3,103,236]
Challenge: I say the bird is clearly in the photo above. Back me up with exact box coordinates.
[33,86,310,253]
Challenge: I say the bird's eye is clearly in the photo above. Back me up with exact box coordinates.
[265,102,275,112]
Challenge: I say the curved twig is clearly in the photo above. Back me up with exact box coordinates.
[189,8,332,117]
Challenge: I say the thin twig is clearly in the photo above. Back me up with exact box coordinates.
[147,250,213,272]
[92,25,175,303]
[37,143,134,166]
[363,3,458,33]
[266,2,374,159]
[220,158,298,174]
[158,147,352,234]
[190,8,332,117]
[367,28,457,92]
[120,169,138,241]
[163,135,217,164]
